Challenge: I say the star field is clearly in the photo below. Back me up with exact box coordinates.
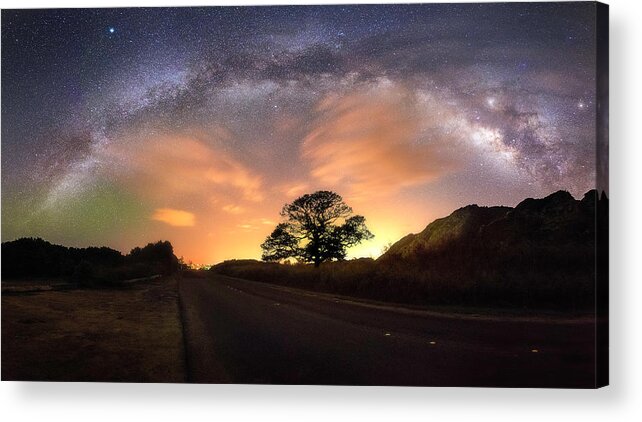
[1,3,599,263]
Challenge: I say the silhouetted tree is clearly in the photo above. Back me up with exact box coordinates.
[261,191,373,267]
[127,240,178,275]
[2,237,179,283]
[1,237,124,279]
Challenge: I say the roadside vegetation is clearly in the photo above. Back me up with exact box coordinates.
[211,258,593,311]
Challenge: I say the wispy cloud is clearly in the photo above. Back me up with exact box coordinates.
[104,135,264,202]
[222,204,245,214]
[152,208,195,227]
[280,182,310,198]
[302,81,459,199]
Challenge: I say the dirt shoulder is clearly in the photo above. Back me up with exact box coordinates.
[1,276,186,382]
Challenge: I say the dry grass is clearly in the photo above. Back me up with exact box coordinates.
[212,259,595,311]
[1,277,186,382]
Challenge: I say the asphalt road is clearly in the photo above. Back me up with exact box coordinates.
[179,275,597,387]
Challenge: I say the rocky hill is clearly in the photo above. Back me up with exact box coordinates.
[381,190,599,263]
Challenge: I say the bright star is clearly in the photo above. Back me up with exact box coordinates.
[108,27,115,34]
[486,97,496,108]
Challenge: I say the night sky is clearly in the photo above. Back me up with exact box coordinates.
[1,3,598,264]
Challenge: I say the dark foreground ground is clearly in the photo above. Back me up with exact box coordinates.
[180,275,598,387]
[2,277,185,382]
[2,274,598,387]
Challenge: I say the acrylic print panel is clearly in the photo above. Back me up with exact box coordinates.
[1,2,608,388]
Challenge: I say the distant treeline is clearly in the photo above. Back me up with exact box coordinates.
[2,238,179,286]
[212,190,608,311]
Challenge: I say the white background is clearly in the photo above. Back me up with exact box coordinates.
[1,0,640,421]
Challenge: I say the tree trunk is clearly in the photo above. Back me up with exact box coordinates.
[312,232,321,268]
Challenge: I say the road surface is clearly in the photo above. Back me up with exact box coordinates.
[179,275,597,387]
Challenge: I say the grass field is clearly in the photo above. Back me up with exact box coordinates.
[1,277,186,382]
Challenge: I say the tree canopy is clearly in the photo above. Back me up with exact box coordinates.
[261,190,373,267]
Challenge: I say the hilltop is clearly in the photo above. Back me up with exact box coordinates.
[381,190,600,263]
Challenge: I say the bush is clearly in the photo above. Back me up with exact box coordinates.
[211,256,594,311]
[71,260,95,286]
